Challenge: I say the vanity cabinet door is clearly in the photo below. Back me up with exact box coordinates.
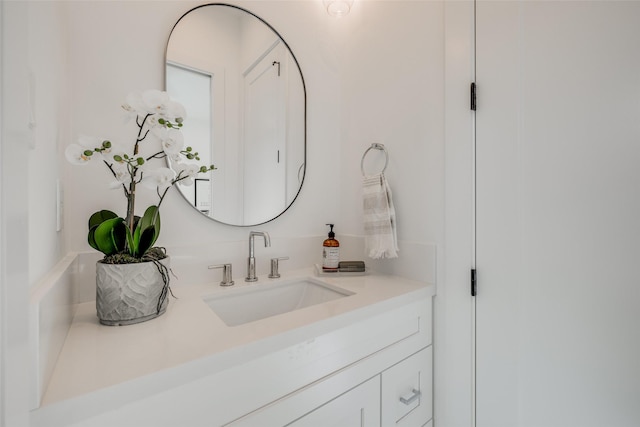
[287,376,381,427]
[381,347,433,427]
[229,376,381,427]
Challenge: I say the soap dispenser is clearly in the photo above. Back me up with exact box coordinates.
[322,224,340,271]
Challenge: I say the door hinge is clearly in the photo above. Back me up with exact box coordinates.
[470,82,477,111]
[471,268,477,296]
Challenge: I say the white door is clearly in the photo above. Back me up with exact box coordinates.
[242,44,286,225]
[476,2,640,426]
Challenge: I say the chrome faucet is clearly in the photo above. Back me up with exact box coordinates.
[246,231,271,282]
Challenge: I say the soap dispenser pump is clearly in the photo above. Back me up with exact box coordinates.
[322,224,340,271]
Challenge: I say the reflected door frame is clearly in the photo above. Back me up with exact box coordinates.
[166,61,225,219]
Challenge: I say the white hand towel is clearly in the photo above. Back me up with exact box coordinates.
[363,173,398,259]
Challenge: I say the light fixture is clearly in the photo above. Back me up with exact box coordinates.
[323,0,354,17]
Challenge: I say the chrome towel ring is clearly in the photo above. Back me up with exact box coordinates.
[361,143,389,176]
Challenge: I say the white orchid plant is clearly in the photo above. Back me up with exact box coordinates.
[66,90,215,263]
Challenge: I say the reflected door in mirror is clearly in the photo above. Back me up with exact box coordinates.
[243,42,286,225]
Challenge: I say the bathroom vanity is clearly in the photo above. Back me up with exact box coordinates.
[30,269,434,427]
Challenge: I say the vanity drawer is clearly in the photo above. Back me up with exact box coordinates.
[287,376,381,427]
[381,346,433,426]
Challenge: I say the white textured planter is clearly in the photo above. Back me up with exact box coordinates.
[96,257,170,326]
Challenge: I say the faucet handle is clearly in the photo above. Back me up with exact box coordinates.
[268,257,289,279]
[208,263,234,287]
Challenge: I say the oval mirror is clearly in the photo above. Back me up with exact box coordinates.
[165,4,306,226]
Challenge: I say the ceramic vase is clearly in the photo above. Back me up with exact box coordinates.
[95,257,170,326]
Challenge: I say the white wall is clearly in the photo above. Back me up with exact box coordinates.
[2,1,34,424]
[64,0,343,254]
[336,0,444,280]
[63,0,444,282]
[27,1,70,287]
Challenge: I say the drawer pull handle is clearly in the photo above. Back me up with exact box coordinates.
[399,389,421,405]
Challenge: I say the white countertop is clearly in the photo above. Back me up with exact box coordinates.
[39,268,434,410]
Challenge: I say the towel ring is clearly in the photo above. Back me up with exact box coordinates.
[361,143,389,176]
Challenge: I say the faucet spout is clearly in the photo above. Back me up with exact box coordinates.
[246,231,271,282]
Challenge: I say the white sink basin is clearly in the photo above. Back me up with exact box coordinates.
[203,277,354,327]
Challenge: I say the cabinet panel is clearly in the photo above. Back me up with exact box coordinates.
[287,376,380,427]
[230,376,380,427]
[381,347,432,426]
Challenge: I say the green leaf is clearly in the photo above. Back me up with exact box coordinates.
[128,207,161,258]
[139,205,160,243]
[93,217,125,256]
[124,224,136,257]
[137,225,157,257]
[110,220,127,254]
[88,225,99,251]
[88,210,118,230]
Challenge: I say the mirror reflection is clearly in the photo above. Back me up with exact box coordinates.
[165,4,306,226]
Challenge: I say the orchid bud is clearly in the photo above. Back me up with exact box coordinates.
[136,157,145,165]
[102,140,112,149]
[83,150,93,157]
[113,155,123,162]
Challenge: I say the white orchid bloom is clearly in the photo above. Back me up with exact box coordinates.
[141,89,170,117]
[121,91,147,118]
[141,167,176,192]
[174,163,201,186]
[145,115,161,128]
[165,100,186,123]
[65,143,93,165]
[168,152,182,163]
[123,90,186,128]
[108,163,132,189]
[152,127,184,155]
